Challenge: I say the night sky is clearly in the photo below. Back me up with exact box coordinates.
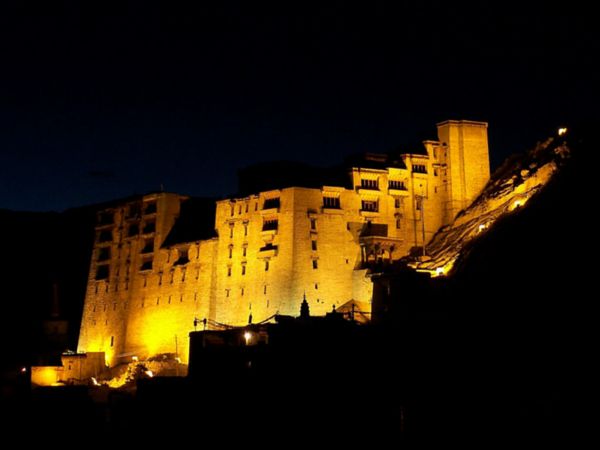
[1,1,595,211]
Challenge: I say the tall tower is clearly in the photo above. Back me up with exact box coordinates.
[437,120,490,220]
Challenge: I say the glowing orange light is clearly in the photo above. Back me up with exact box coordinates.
[243,331,252,345]
[558,127,567,136]
[145,370,154,378]
[91,377,99,386]
[131,356,138,362]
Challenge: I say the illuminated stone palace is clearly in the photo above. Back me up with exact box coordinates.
[77,120,489,366]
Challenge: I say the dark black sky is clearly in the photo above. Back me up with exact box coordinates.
[0,1,596,211]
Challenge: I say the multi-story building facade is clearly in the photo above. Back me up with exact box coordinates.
[77,120,489,366]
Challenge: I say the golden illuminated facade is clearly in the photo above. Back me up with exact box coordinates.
[77,120,489,366]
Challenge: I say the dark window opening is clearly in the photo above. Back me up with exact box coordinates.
[265,260,269,271]
[412,164,427,174]
[323,196,340,208]
[241,265,246,276]
[143,221,156,234]
[311,240,317,251]
[140,259,153,271]
[361,200,379,212]
[394,198,401,208]
[98,230,112,243]
[361,179,379,190]
[173,249,190,266]
[127,203,141,219]
[396,219,402,229]
[95,265,109,280]
[389,180,407,190]
[242,246,247,257]
[128,223,139,237]
[110,336,114,347]
[141,239,154,254]
[263,198,280,210]
[97,247,111,262]
[144,202,157,215]
[228,246,233,258]
[259,243,278,252]
[310,219,316,230]
[312,260,318,269]
[262,219,278,231]
[227,267,232,277]
[98,211,114,225]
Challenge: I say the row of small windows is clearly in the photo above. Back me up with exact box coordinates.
[97,201,157,225]
[227,260,270,276]
[229,198,280,216]
[361,200,379,212]
[412,164,427,174]
[97,220,155,243]
[360,179,408,191]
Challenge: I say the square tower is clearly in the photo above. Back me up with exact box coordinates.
[437,120,490,220]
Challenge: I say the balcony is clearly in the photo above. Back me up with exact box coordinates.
[258,243,278,258]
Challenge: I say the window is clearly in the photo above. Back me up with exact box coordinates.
[127,223,139,237]
[265,260,269,271]
[323,196,340,209]
[127,203,141,219]
[396,219,401,229]
[412,164,427,174]
[245,203,249,213]
[315,283,318,290]
[389,180,406,190]
[394,198,401,209]
[264,285,267,294]
[143,202,157,215]
[416,199,422,211]
[226,289,230,298]
[434,168,439,177]
[143,220,155,234]
[97,247,111,262]
[244,223,248,236]
[361,179,379,190]
[229,223,234,238]
[238,204,242,215]
[95,265,109,280]
[230,205,234,216]
[241,288,244,296]
[141,239,154,254]
[262,219,278,231]
[98,211,113,225]
[263,198,280,210]
[242,245,247,257]
[98,230,112,243]
[110,336,114,347]
[312,260,318,269]
[227,266,232,277]
[228,245,233,259]
[310,218,316,230]
[361,200,378,212]
[311,240,317,251]
[241,264,246,275]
